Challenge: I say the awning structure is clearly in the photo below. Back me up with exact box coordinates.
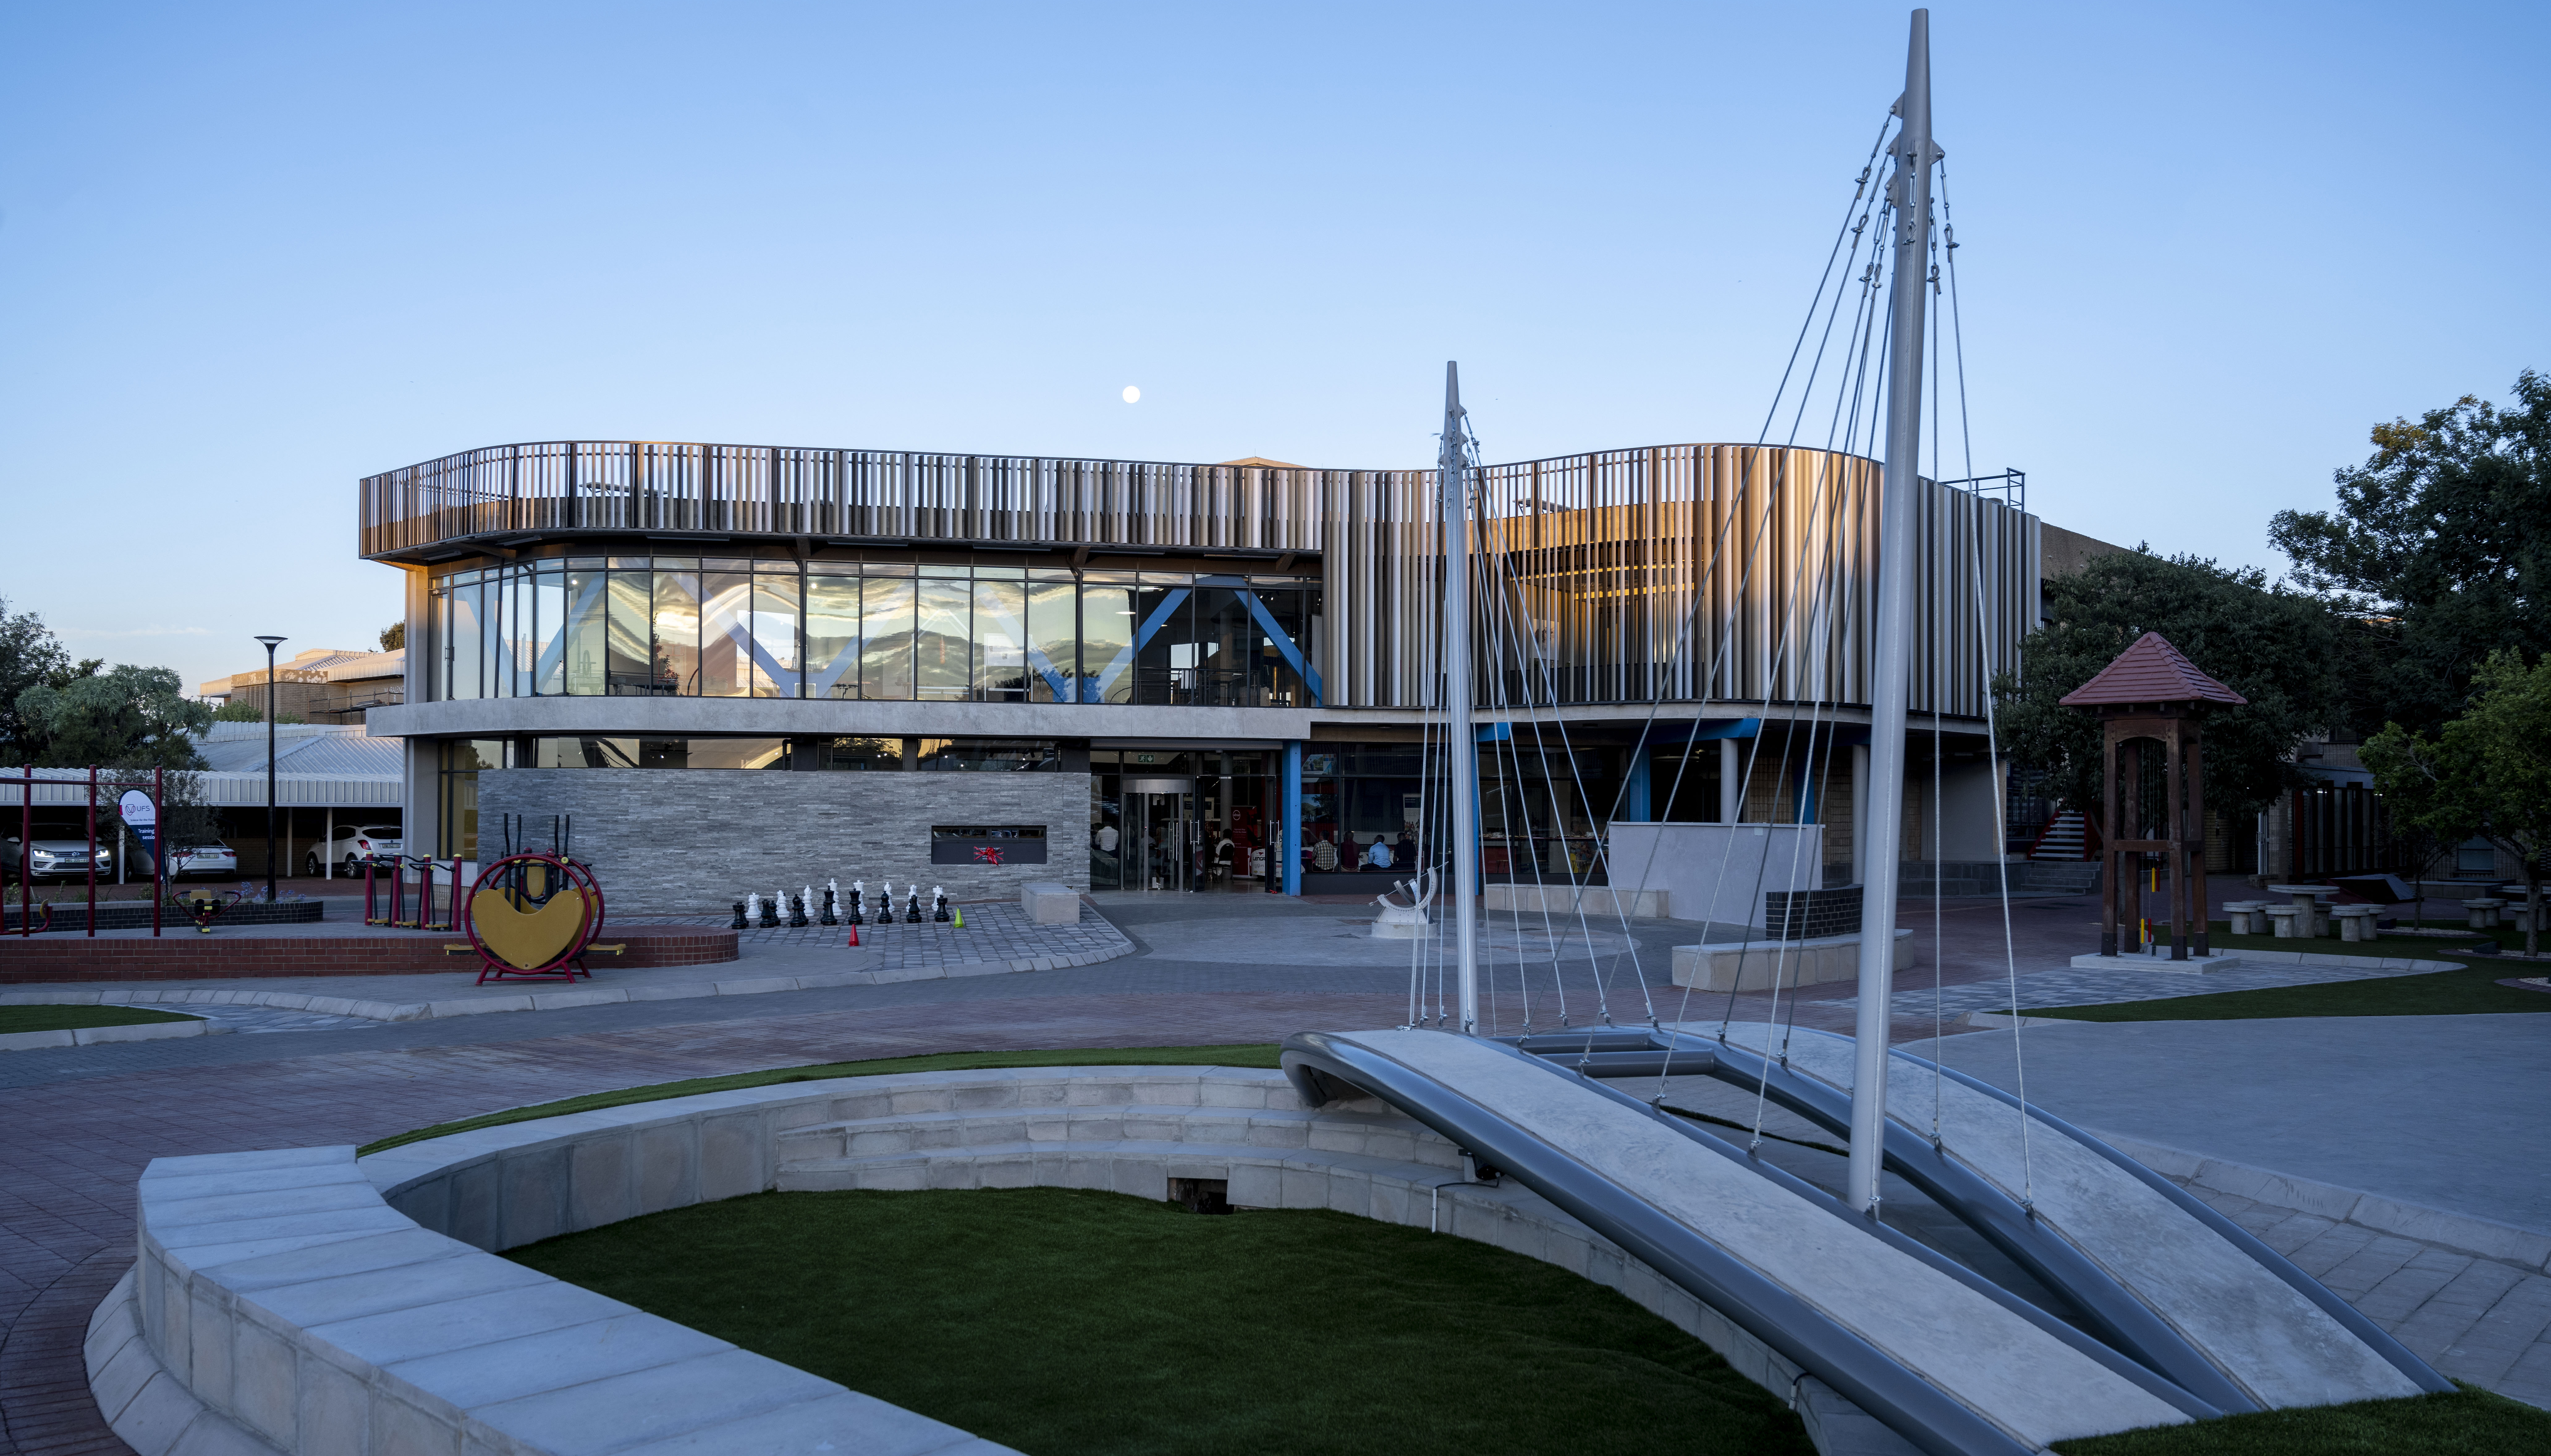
[3,725,404,810]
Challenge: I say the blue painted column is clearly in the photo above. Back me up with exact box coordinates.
[1282,741,1303,896]
[1624,748,1652,823]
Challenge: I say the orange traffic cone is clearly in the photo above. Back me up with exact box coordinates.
[846,925,860,946]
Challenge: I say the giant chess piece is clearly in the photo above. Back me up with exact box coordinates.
[847,880,865,926]
[931,886,950,923]
[730,899,749,930]
[788,891,809,929]
[760,892,781,929]
[820,881,839,927]
[904,884,923,924]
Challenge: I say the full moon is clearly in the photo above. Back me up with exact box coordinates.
[1121,385,1141,404]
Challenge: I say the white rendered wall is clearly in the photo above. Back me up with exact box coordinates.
[1604,823,1825,927]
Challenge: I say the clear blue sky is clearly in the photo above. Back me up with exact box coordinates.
[4,2,2543,694]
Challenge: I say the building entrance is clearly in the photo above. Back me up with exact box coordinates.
[1089,750,1276,892]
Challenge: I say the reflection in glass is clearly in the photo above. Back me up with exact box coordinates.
[564,570,607,695]
[700,571,752,697]
[653,570,700,695]
[916,579,970,700]
[1027,578,1077,702]
[1082,582,1134,704]
[808,736,902,770]
[606,572,652,692]
[859,578,914,699]
[448,580,483,701]
[804,574,860,698]
[972,579,1026,702]
[751,573,801,697]
[533,572,567,695]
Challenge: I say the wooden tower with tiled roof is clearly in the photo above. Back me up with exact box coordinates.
[2063,633,2248,961]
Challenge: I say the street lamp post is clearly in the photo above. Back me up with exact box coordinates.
[254,635,286,903]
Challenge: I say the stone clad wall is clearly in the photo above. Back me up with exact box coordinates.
[479,768,1088,914]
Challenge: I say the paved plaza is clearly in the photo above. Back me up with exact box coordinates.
[1,890,2543,1453]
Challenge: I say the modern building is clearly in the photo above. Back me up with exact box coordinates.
[362,438,2043,912]
[199,648,407,727]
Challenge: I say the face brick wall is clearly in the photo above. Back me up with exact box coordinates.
[478,769,1089,914]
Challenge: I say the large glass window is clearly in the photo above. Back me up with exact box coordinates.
[916,738,1059,771]
[915,574,971,700]
[652,564,700,696]
[805,736,903,770]
[751,571,801,697]
[972,575,1026,702]
[805,573,861,698]
[860,575,915,699]
[424,556,1322,709]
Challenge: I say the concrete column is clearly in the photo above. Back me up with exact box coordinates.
[1850,743,1869,883]
[1719,739,1741,823]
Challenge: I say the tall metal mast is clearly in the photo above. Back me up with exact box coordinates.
[1441,362,1482,1034]
[1848,9,1937,1215]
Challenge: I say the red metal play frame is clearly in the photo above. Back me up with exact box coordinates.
[7,766,165,940]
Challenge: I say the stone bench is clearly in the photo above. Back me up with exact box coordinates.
[1671,930,1913,993]
[2329,904,2382,943]
[2263,904,2304,938]
[2222,901,2267,935]
[1021,880,1081,925]
[2463,898,2506,929]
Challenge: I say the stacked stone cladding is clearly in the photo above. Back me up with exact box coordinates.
[479,768,1087,914]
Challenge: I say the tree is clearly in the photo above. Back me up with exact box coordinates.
[0,598,70,762]
[16,665,210,769]
[2362,651,2551,957]
[1993,548,2343,832]
[379,621,405,651]
[2270,370,2551,736]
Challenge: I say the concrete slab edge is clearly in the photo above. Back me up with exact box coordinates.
[0,1018,219,1052]
[84,1262,286,1456]
[0,929,1137,1025]
[2089,1127,2551,1273]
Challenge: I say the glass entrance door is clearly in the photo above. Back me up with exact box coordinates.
[1122,777,1196,891]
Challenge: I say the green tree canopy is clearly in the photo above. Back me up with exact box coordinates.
[0,598,71,761]
[16,664,210,769]
[1993,549,2342,829]
[2269,369,2551,735]
[2362,650,2551,956]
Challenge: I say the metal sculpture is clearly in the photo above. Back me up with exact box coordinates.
[453,852,615,985]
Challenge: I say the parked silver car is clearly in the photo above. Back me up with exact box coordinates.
[2,837,114,884]
[308,825,402,876]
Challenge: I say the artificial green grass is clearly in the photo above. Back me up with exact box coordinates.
[506,1187,1815,1456]
[2051,1383,2551,1455]
[0,1004,201,1033]
[2021,920,2551,1022]
[357,1044,1284,1155]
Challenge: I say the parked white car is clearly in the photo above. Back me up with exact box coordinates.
[3,837,113,883]
[307,825,403,876]
[169,843,239,879]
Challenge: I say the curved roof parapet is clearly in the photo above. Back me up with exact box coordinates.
[359,438,1929,563]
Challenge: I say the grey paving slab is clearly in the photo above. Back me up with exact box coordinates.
[1906,1015,2549,1238]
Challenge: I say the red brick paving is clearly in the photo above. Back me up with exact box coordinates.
[0,925,735,982]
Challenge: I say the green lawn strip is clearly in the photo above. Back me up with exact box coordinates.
[357,1044,1284,1156]
[0,1004,202,1034]
[507,1187,1814,1456]
[2017,921,2549,1022]
[2050,1384,2551,1455]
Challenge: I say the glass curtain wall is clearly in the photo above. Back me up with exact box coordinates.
[1086,749,1278,893]
[429,560,1319,707]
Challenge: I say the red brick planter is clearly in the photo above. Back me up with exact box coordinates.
[0,925,737,982]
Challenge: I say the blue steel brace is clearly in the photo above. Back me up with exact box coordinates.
[1282,742,1304,896]
[1237,590,1322,706]
[1088,588,1191,703]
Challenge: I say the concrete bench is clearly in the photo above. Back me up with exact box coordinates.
[2223,901,2267,935]
[2329,904,2381,943]
[1671,930,1912,993]
[1021,880,1081,925]
[2263,904,2304,939]
[2463,897,2506,929]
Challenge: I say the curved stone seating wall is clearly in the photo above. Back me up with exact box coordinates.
[102,1066,1902,1456]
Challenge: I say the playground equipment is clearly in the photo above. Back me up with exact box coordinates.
[449,852,620,984]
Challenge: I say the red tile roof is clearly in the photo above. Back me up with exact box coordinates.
[2059,631,2249,707]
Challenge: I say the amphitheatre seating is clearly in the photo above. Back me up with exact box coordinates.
[97,1067,1910,1456]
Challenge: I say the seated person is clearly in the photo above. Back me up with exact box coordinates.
[1364,834,1393,871]
[1393,831,1417,869]
[1311,836,1339,872]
